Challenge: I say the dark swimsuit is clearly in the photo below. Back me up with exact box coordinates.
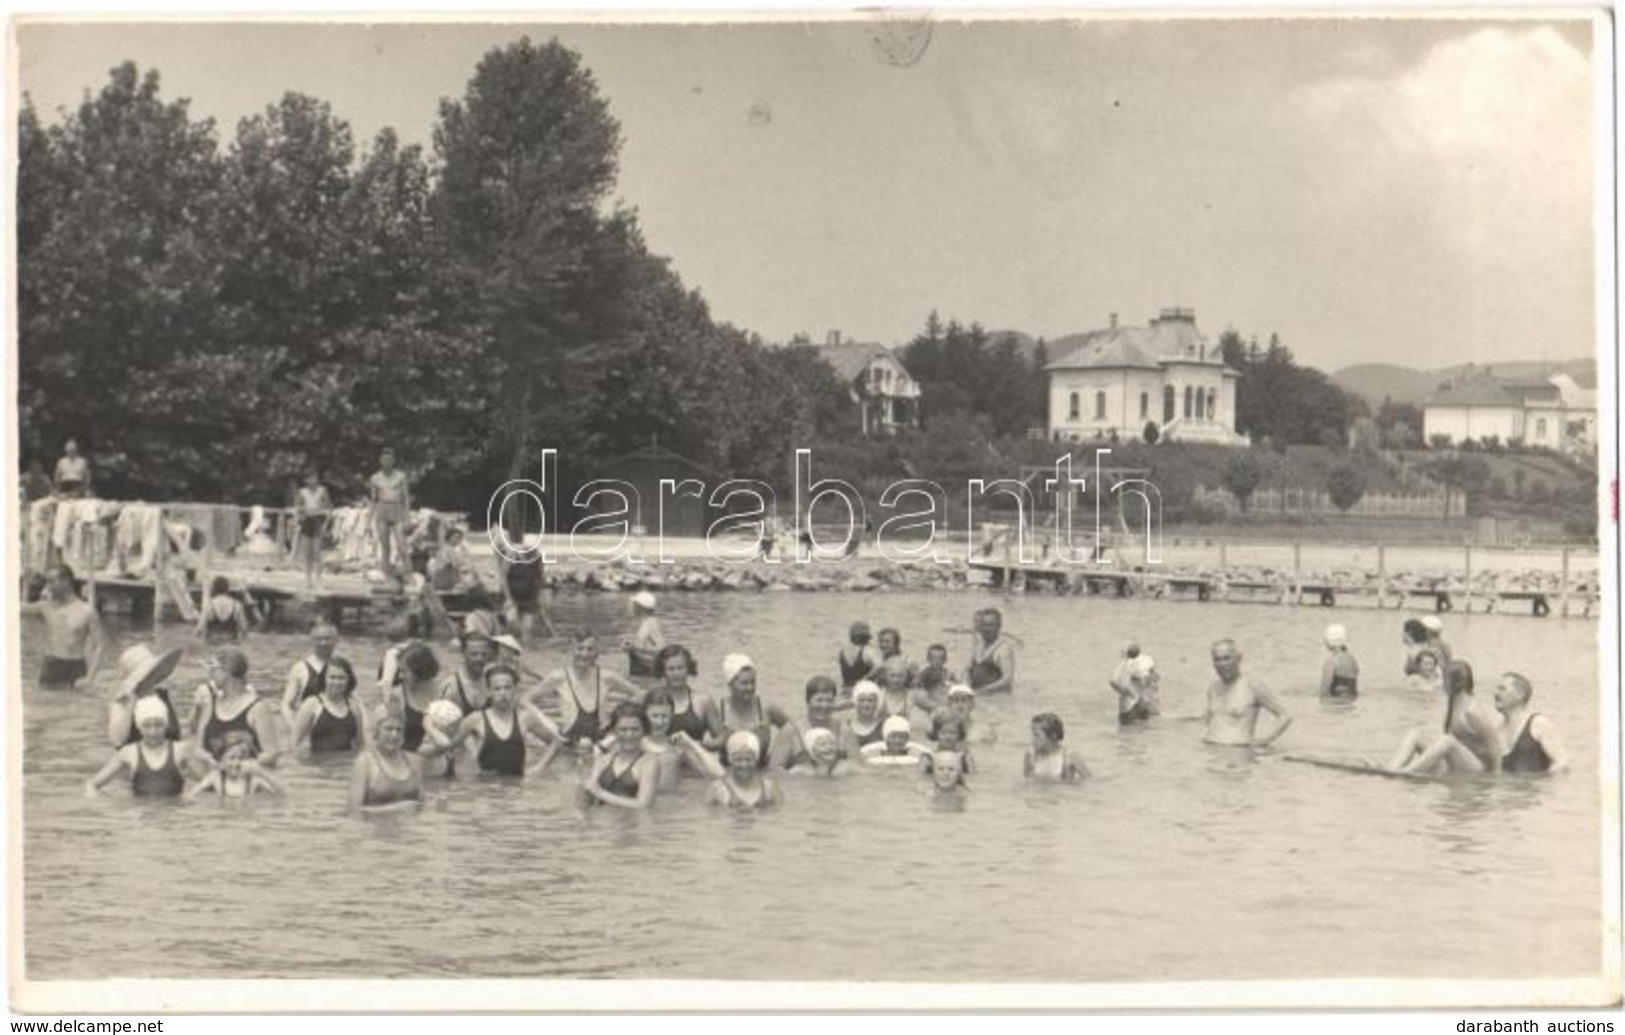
[293,659,330,705]
[597,753,643,798]
[202,698,262,760]
[667,693,710,741]
[969,643,1004,691]
[203,599,244,640]
[308,701,359,753]
[1501,714,1554,773]
[123,689,183,746]
[477,710,526,776]
[1119,699,1156,725]
[838,650,876,689]
[1326,673,1358,699]
[721,699,774,769]
[131,742,185,798]
[560,669,602,745]
[402,697,429,752]
[852,722,885,749]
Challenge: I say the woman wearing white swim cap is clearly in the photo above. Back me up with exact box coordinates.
[693,731,782,809]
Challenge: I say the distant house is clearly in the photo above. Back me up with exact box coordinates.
[1044,307,1245,445]
[1422,369,1597,454]
[809,333,921,437]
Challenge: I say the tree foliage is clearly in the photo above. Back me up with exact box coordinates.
[900,314,1045,437]
[1217,329,1366,448]
[1222,450,1270,512]
[1326,463,1366,512]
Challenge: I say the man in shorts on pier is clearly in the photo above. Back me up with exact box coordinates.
[369,448,411,578]
[37,563,105,691]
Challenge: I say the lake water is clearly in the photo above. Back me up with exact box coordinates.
[17,590,1605,985]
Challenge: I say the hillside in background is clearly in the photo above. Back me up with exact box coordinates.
[1331,358,1597,407]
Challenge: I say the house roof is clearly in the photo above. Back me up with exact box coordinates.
[1424,374,1522,408]
[1046,308,1228,373]
[810,342,907,383]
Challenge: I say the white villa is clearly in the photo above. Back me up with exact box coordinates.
[1044,307,1245,445]
[810,333,922,437]
[1422,369,1597,455]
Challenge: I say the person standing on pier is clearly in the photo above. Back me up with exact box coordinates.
[369,448,411,579]
[292,470,332,588]
[36,563,104,691]
[53,438,90,498]
[967,608,1017,694]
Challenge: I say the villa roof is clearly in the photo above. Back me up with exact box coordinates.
[811,342,905,383]
[1425,374,1522,409]
[1046,308,1228,373]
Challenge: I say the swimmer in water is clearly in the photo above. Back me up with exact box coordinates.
[1023,713,1091,782]
[636,690,685,791]
[578,702,660,810]
[1202,639,1292,748]
[426,663,560,777]
[917,643,956,701]
[877,656,929,722]
[860,716,929,766]
[839,681,887,758]
[290,656,366,756]
[967,608,1017,694]
[349,707,424,810]
[929,713,976,775]
[705,654,795,769]
[942,684,993,745]
[1319,624,1359,700]
[189,733,283,797]
[1406,647,1444,694]
[1493,672,1568,776]
[705,732,783,808]
[787,727,850,777]
[1110,647,1160,726]
[86,696,214,798]
[1386,660,1501,775]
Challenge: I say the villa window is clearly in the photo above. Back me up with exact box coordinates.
[1140,392,1149,420]
[1163,386,1175,423]
[1095,391,1107,420]
[1183,386,1193,419]
[1207,388,1216,420]
[1068,392,1080,421]
[1535,418,1548,439]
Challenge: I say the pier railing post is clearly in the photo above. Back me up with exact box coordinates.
[152,508,165,635]
[1377,544,1387,610]
[1291,540,1301,606]
[1463,544,1473,614]
[1560,547,1571,618]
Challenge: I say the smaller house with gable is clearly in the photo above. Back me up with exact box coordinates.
[1422,368,1597,455]
[809,332,921,437]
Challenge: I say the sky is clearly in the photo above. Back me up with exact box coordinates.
[12,15,1604,372]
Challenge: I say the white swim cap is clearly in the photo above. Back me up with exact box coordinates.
[133,696,168,726]
[803,728,838,755]
[1421,616,1444,633]
[721,653,755,686]
[1130,654,1156,678]
[882,716,912,737]
[851,680,882,701]
[631,590,657,611]
[946,683,976,699]
[725,730,761,761]
[1324,624,1348,647]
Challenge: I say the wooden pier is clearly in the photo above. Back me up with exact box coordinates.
[83,570,485,630]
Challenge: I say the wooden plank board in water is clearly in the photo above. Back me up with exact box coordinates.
[1281,752,1447,783]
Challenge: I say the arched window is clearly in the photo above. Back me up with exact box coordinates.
[1183,386,1193,419]
[1068,392,1080,421]
[1206,388,1216,420]
[1163,386,1176,423]
[1139,392,1149,420]
[1094,391,1107,420]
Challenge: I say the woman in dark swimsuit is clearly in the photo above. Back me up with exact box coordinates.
[349,708,423,810]
[652,645,712,744]
[196,577,251,641]
[87,696,213,798]
[427,663,560,777]
[707,654,789,770]
[290,657,364,756]
[1493,672,1567,775]
[577,702,659,810]
[194,649,284,765]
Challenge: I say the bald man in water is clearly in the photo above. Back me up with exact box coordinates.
[1203,638,1292,748]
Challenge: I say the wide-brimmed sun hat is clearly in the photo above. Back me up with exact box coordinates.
[116,644,184,700]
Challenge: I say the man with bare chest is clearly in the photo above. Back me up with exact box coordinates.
[1203,638,1292,748]
[36,563,104,691]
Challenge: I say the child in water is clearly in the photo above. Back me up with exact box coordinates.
[929,714,976,775]
[921,747,969,799]
[1319,624,1360,700]
[861,716,929,766]
[189,735,284,798]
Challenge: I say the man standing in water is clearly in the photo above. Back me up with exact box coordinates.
[967,608,1017,694]
[369,448,411,578]
[37,563,104,691]
[1203,638,1292,748]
